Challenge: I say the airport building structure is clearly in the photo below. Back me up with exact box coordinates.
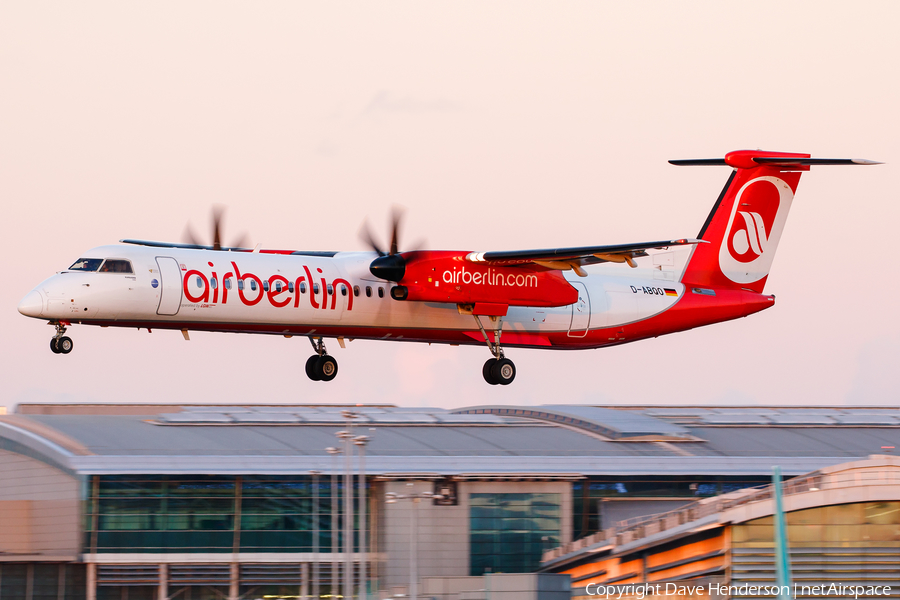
[541,455,900,600]
[0,403,897,600]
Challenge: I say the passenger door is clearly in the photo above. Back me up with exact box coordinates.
[155,257,182,316]
[568,281,591,337]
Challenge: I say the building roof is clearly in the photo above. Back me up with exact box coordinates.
[1,404,897,476]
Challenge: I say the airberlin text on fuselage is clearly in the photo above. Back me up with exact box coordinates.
[442,266,538,288]
[181,261,353,311]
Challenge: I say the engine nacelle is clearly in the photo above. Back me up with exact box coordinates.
[387,251,578,308]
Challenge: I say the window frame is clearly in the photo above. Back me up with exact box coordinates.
[97,258,135,274]
[68,258,104,272]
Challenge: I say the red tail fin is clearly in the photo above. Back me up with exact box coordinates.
[677,150,813,293]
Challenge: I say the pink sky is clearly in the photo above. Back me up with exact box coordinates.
[2,2,898,411]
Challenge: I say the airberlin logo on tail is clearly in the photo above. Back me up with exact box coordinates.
[718,176,794,284]
[731,211,768,258]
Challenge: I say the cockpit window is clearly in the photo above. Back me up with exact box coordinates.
[99,259,134,274]
[69,258,104,271]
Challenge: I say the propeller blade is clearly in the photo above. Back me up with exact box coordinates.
[179,206,249,251]
[183,224,202,247]
[389,207,403,255]
[360,220,387,257]
[211,206,224,251]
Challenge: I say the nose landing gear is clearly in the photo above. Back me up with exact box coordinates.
[306,336,338,382]
[50,322,73,355]
[473,314,516,385]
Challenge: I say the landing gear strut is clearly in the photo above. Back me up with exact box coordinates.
[50,322,73,355]
[473,315,515,385]
[306,336,338,382]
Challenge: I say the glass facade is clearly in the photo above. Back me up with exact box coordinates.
[241,476,340,553]
[572,476,772,539]
[86,475,362,553]
[733,501,900,547]
[469,493,561,575]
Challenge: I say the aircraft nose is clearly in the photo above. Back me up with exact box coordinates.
[17,290,44,318]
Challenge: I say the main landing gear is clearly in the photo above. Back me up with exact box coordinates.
[305,336,338,382]
[473,314,516,386]
[49,322,73,355]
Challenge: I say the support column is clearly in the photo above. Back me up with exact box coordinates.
[302,562,310,600]
[357,441,367,600]
[58,563,66,600]
[229,563,239,600]
[343,436,353,600]
[158,563,167,600]
[26,563,34,600]
[86,563,97,600]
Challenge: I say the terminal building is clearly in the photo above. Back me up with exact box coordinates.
[0,403,897,600]
[540,455,900,599]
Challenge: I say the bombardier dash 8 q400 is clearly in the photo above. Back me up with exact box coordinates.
[18,150,877,385]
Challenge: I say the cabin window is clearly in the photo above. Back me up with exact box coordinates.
[313,283,320,295]
[378,287,384,298]
[353,285,360,297]
[225,279,232,290]
[238,280,245,291]
[211,278,218,289]
[196,276,204,287]
[288,282,294,293]
[69,258,103,272]
[250,280,258,292]
[327,284,334,296]
[299,282,307,294]
[263,281,270,292]
[366,286,372,298]
[341,285,348,297]
[275,281,283,293]
[99,259,134,273]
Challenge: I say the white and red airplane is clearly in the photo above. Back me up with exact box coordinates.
[18,150,876,385]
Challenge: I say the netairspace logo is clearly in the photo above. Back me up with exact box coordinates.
[585,583,893,599]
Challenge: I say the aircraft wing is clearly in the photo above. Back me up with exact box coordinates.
[465,238,705,274]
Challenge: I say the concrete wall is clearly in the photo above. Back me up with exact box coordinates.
[0,449,82,560]
[381,480,469,588]
[380,480,572,589]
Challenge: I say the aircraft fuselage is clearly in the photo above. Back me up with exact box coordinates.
[19,244,772,351]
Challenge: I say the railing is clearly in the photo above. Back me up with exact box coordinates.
[543,466,900,563]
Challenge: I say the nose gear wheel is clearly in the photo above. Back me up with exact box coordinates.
[57,337,73,354]
[49,322,73,355]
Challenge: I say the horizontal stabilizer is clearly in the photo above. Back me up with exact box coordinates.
[752,157,882,166]
[670,150,880,169]
[668,158,728,166]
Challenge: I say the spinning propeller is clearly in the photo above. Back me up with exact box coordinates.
[183,207,249,251]
[361,208,410,282]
